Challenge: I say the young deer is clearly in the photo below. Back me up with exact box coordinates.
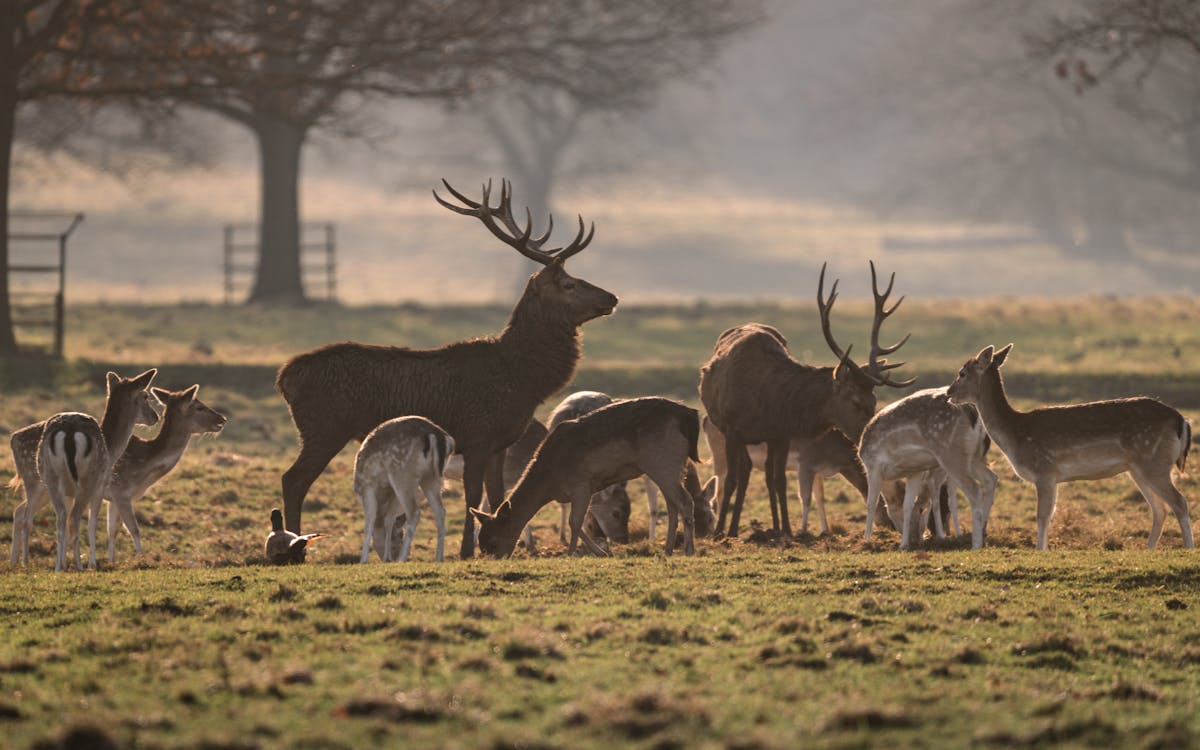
[276,179,616,559]
[473,398,704,557]
[948,344,1192,551]
[699,262,913,539]
[9,370,158,571]
[860,387,997,550]
[104,385,227,562]
[443,418,547,550]
[354,416,455,563]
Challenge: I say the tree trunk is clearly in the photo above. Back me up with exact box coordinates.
[0,9,19,354]
[247,115,308,305]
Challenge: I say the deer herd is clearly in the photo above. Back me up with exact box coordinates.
[5,179,1195,570]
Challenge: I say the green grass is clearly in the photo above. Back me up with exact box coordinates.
[1,297,1199,747]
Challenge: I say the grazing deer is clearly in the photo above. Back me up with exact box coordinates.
[948,344,1193,551]
[354,416,455,563]
[699,262,913,539]
[860,387,997,550]
[104,385,227,562]
[548,391,637,545]
[276,179,617,559]
[443,419,547,550]
[473,398,704,557]
[9,370,158,571]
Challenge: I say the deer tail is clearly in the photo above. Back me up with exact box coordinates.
[1177,417,1191,474]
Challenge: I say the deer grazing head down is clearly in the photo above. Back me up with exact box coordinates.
[434,179,617,326]
[816,261,916,439]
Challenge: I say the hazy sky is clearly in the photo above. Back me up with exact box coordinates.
[11,1,1199,304]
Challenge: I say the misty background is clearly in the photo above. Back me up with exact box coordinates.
[10,1,1200,304]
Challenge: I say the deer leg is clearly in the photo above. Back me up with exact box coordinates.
[1034,479,1058,551]
[929,479,946,539]
[10,501,27,566]
[728,445,752,538]
[863,468,884,541]
[359,486,377,564]
[282,439,345,533]
[814,478,830,535]
[21,483,48,566]
[648,467,696,557]
[644,476,659,542]
[459,451,489,560]
[716,438,740,536]
[559,504,570,546]
[770,440,794,538]
[764,447,780,534]
[665,495,679,554]
[46,482,69,573]
[121,494,144,557]
[421,477,447,563]
[567,492,609,557]
[899,474,925,550]
[1130,467,1192,549]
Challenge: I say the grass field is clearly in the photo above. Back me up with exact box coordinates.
[1,298,1199,748]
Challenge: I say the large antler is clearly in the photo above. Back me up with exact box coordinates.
[433,178,594,266]
[866,260,915,388]
[816,261,915,389]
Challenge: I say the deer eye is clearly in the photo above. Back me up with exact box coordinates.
[561,280,576,291]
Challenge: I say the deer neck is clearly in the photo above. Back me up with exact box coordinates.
[974,369,1022,453]
[498,465,559,549]
[842,456,870,500]
[100,401,141,465]
[499,289,582,402]
[145,409,195,460]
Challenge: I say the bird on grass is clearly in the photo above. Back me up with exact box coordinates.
[265,508,325,564]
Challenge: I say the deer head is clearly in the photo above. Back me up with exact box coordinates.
[947,344,1012,406]
[817,262,915,438]
[107,369,160,427]
[434,179,618,326]
[150,385,228,434]
[470,504,514,558]
[584,483,633,544]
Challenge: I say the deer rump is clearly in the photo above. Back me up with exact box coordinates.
[277,340,535,455]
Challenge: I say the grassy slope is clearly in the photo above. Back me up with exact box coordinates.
[1,298,1199,747]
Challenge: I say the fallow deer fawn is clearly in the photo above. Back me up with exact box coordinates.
[9,370,158,570]
[104,385,227,562]
[948,344,1191,551]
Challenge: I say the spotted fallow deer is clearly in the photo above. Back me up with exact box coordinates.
[104,386,227,562]
[948,344,1192,551]
[699,262,913,539]
[276,179,617,559]
[9,370,159,571]
[355,416,455,563]
[860,386,997,550]
[473,398,705,557]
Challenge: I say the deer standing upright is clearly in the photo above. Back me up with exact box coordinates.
[948,344,1192,551]
[276,180,616,558]
[699,262,913,539]
[8,370,159,570]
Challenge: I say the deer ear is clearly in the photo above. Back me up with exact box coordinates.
[106,371,120,392]
[132,368,158,388]
[974,345,995,367]
[182,384,200,400]
[991,343,1013,369]
[150,387,171,404]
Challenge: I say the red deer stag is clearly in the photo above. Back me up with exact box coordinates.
[700,262,913,539]
[276,180,617,558]
[948,344,1192,551]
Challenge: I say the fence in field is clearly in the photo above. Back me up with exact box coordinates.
[7,212,84,358]
[222,222,337,304]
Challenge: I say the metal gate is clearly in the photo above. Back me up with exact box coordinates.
[8,212,83,357]
[223,222,337,304]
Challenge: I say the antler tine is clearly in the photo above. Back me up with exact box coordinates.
[554,215,595,261]
[434,177,563,266]
[865,260,915,388]
[816,262,850,363]
[432,178,483,216]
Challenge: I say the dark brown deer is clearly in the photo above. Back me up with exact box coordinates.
[276,179,617,558]
[699,262,912,539]
[473,397,704,557]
